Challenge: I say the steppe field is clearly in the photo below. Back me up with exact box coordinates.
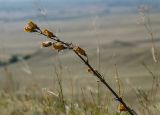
[0,13,160,114]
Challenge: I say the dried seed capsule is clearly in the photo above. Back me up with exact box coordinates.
[24,21,39,32]
[41,41,52,47]
[52,42,65,52]
[24,26,34,32]
[43,29,56,38]
[73,46,87,56]
[28,21,38,29]
[118,103,126,112]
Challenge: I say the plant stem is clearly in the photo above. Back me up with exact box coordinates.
[38,29,136,115]
[73,50,135,115]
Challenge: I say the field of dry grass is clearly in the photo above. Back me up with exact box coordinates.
[0,13,160,114]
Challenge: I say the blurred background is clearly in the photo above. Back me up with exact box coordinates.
[0,0,160,58]
[0,0,160,114]
[0,0,160,57]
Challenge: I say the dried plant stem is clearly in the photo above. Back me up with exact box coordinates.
[74,50,135,115]
[39,31,135,115]
[25,22,136,115]
[97,41,101,72]
[81,88,88,114]
[139,8,158,63]
[114,64,121,96]
[54,66,66,114]
[97,81,101,114]
[90,90,97,106]
[141,62,157,101]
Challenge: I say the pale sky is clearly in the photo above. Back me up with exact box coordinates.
[0,0,28,1]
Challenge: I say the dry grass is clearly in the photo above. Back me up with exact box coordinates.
[0,13,160,114]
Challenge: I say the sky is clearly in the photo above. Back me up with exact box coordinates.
[0,0,102,2]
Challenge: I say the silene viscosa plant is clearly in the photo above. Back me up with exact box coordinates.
[24,21,137,115]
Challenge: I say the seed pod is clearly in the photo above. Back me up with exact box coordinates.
[24,21,39,32]
[74,46,87,57]
[118,103,126,112]
[43,29,56,38]
[24,26,34,32]
[28,21,39,29]
[41,41,52,47]
[52,42,65,52]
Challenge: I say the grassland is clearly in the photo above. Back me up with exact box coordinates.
[0,13,160,114]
